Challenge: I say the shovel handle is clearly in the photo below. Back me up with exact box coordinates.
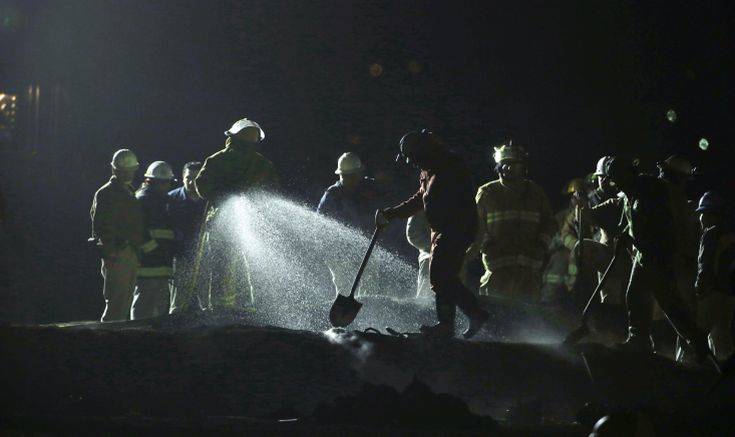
[580,235,625,321]
[348,227,382,298]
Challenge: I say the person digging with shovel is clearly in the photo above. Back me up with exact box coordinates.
[375,129,489,339]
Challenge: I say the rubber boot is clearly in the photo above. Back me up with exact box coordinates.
[420,294,456,338]
[462,309,490,339]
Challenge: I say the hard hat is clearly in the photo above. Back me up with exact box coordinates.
[696,191,726,213]
[111,149,140,170]
[564,178,585,195]
[396,128,435,164]
[594,156,612,176]
[335,152,363,175]
[143,161,175,181]
[658,154,692,177]
[225,117,265,141]
[493,141,527,164]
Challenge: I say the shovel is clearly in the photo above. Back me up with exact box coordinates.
[329,226,382,328]
[562,235,624,345]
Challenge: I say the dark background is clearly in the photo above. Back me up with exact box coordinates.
[0,0,733,323]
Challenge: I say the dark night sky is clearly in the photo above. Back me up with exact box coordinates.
[0,0,733,322]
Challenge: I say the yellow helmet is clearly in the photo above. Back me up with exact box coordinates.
[493,141,527,164]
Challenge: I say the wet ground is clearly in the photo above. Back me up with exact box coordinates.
[1,298,732,435]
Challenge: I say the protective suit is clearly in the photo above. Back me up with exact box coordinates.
[695,192,735,360]
[195,131,278,310]
[473,179,556,304]
[317,173,382,297]
[381,129,488,338]
[595,161,707,357]
[132,182,175,320]
[90,175,144,321]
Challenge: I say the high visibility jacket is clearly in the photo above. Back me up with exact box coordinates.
[473,179,556,272]
[195,138,278,206]
[90,176,144,257]
[136,184,175,278]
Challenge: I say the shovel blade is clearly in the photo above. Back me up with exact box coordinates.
[329,294,363,328]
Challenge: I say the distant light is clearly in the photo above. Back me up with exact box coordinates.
[698,138,709,151]
[407,60,423,75]
[666,109,677,123]
[369,63,383,77]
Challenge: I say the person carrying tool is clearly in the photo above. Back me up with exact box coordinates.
[168,161,206,314]
[195,117,278,309]
[90,148,145,322]
[468,142,556,306]
[376,129,489,339]
[131,161,177,320]
[317,152,382,297]
[694,191,735,360]
[570,156,628,309]
[591,157,709,359]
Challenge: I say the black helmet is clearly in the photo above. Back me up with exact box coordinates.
[396,128,435,164]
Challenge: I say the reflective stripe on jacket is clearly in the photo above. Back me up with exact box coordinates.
[473,179,555,272]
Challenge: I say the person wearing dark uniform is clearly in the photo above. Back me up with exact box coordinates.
[377,129,489,339]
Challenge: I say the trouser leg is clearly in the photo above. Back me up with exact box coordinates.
[626,261,655,339]
[416,257,432,298]
[131,277,170,320]
[100,246,138,322]
[645,263,707,354]
[430,234,483,322]
[170,255,201,313]
[699,292,735,360]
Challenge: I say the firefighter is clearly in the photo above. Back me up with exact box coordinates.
[540,178,586,303]
[168,161,207,314]
[595,157,709,359]
[657,155,701,362]
[195,117,278,309]
[376,129,489,338]
[470,143,556,305]
[90,149,145,322]
[317,152,382,297]
[572,156,628,308]
[131,161,176,320]
[694,191,735,360]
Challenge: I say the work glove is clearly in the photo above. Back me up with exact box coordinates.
[375,209,390,229]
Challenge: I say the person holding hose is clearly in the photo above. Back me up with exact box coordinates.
[376,129,489,339]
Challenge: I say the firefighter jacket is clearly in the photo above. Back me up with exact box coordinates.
[696,224,735,296]
[383,152,477,242]
[472,178,556,273]
[90,175,144,258]
[136,184,175,278]
[195,138,279,206]
[317,177,382,235]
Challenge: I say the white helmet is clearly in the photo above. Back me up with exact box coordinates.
[111,149,139,170]
[225,117,265,141]
[143,161,175,181]
[335,152,363,175]
[594,156,612,176]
